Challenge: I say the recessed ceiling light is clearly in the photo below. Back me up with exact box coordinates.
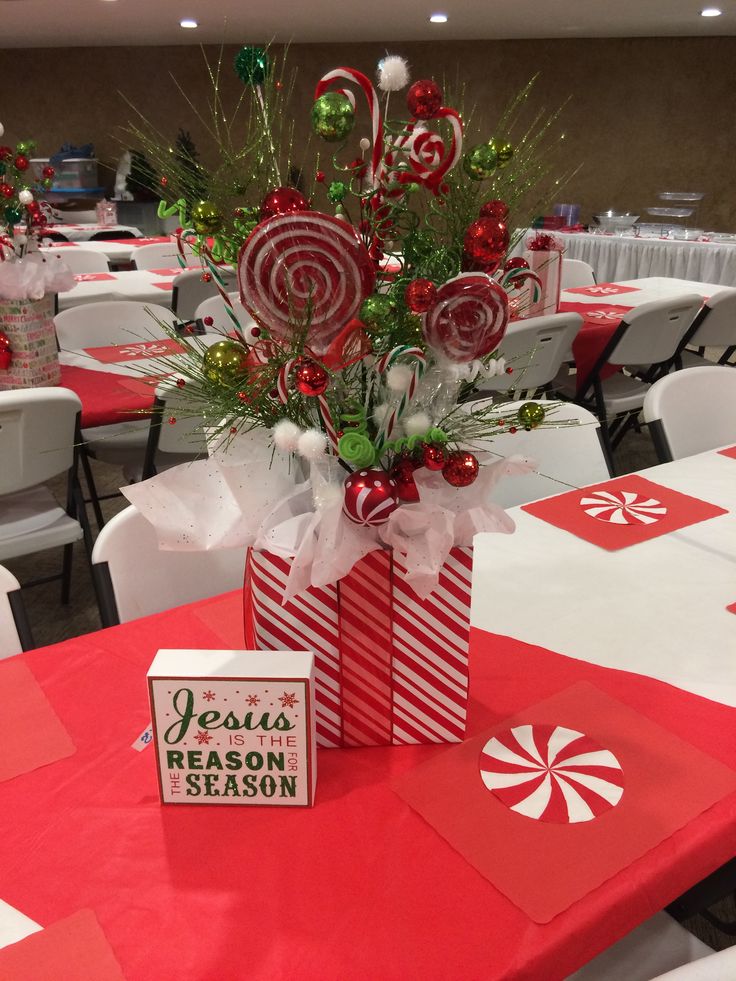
[700,6,722,15]
[430,12,448,23]
[180,18,198,28]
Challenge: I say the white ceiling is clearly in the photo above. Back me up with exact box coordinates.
[1,0,735,47]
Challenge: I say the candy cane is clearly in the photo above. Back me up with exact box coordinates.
[276,358,296,404]
[317,394,339,453]
[375,345,427,449]
[199,248,244,334]
[499,267,543,302]
[315,68,384,189]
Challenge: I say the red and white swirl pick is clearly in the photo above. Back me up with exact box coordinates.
[238,212,376,356]
[479,724,624,824]
[580,490,667,525]
[423,273,509,363]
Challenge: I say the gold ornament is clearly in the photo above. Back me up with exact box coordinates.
[202,340,248,385]
[517,401,545,429]
[191,200,224,235]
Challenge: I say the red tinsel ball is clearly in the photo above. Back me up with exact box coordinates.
[14,155,29,172]
[343,469,399,526]
[407,79,443,119]
[260,186,310,221]
[293,357,328,397]
[442,451,479,487]
[479,200,509,221]
[422,443,446,471]
[0,147,12,163]
[0,184,13,199]
[390,457,420,502]
[405,278,437,314]
[0,330,12,370]
[41,165,55,179]
[463,218,509,266]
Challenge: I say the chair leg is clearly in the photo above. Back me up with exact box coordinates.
[79,445,105,531]
[61,543,74,604]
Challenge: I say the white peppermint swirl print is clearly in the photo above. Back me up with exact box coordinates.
[580,490,667,525]
[479,724,624,824]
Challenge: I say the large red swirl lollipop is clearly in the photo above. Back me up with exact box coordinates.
[422,272,509,363]
[238,211,376,355]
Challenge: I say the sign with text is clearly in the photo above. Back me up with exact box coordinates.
[147,649,316,807]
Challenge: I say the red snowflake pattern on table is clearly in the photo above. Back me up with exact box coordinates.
[278,692,299,708]
[245,694,260,706]
[202,690,216,702]
[194,730,213,745]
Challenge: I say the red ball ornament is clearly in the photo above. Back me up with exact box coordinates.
[405,278,437,314]
[0,331,12,371]
[422,443,446,471]
[260,186,310,221]
[160,176,169,187]
[0,147,12,163]
[0,184,13,199]
[503,256,529,273]
[463,218,509,267]
[315,171,326,183]
[201,271,212,283]
[293,357,328,397]
[14,155,29,172]
[41,165,55,179]
[406,79,443,119]
[480,200,509,221]
[390,457,420,502]
[343,469,399,526]
[442,451,479,488]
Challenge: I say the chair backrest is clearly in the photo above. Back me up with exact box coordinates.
[643,365,736,461]
[141,379,210,478]
[88,230,136,241]
[649,945,736,980]
[683,287,736,349]
[194,292,256,333]
[54,300,177,348]
[477,312,583,393]
[609,294,704,366]
[462,398,610,507]
[0,564,33,657]
[0,388,81,494]
[172,267,237,321]
[560,258,596,289]
[132,242,197,270]
[91,505,247,624]
[42,248,110,274]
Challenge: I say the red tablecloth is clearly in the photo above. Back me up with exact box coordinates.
[558,299,633,392]
[59,364,155,427]
[1,592,734,981]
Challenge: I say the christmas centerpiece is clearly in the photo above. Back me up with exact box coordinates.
[124,50,574,748]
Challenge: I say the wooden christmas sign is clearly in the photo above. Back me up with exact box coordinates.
[147,649,317,807]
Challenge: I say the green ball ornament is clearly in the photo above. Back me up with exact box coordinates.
[463,143,498,181]
[327,180,347,204]
[359,294,395,333]
[517,401,546,429]
[495,140,514,167]
[202,340,248,385]
[234,46,271,86]
[191,200,224,235]
[41,178,53,191]
[15,141,34,156]
[3,205,21,225]
[311,92,355,143]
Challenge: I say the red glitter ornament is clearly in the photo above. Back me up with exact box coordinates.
[203,316,214,327]
[463,218,509,267]
[160,176,169,187]
[390,457,420,502]
[14,155,29,171]
[0,331,12,371]
[503,256,529,273]
[41,165,55,179]
[201,272,212,283]
[0,184,13,199]
[343,469,399,526]
[0,147,12,163]
[480,200,509,221]
[407,80,443,119]
[168,416,177,425]
[315,171,326,183]
[176,378,186,388]
[260,186,310,221]
[233,208,245,219]
[230,427,238,434]
[442,451,479,487]
[422,443,446,471]
[293,357,328,397]
[405,278,437,314]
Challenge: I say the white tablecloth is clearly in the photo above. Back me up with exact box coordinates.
[44,223,142,242]
[57,267,191,310]
[41,236,173,263]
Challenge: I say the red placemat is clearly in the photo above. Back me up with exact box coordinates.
[82,339,184,363]
[522,473,728,550]
[73,272,116,283]
[148,266,197,276]
[152,281,175,290]
[717,446,736,459]
[564,284,642,297]
[59,364,155,427]
[394,680,736,923]
[727,603,736,615]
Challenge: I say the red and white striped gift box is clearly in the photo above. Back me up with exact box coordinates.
[244,547,473,748]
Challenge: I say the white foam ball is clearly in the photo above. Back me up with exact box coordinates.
[403,411,432,436]
[359,137,371,152]
[18,189,33,205]
[273,419,302,452]
[386,363,412,393]
[373,402,391,425]
[297,428,327,460]
[377,55,410,93]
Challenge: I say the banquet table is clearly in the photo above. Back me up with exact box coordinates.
[42,236,172,264]
[42,223,143,243]
[56,265,200,311]
[1,450,735,980]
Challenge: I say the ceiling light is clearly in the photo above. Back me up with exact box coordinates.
[180,18,198,28]
[700,7,722,15]
[429,12,448,23]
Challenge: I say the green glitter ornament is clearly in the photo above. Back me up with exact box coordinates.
[463,143,498,181]
[327,180,346,204]
[359,294,396,333]
[311,92,355,142]
[203,340,248,385]
[234,46,271,86]
[517,401,545,429]
[495,140,514,167]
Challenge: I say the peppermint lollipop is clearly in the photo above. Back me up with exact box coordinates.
[238,212,376,355]
[422,273,508,363]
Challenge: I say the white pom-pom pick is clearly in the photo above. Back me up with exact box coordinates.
[18,189,33,205]
[273,419,302,452]
[373,402,391,425]
[377,55,410,93]
[297,428,327,460]
[386,363,413,393]
[359,137,371,152]
[403,411,432,436]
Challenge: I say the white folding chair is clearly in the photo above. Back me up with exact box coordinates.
[650,945,736,980]
[195,292,256,334]
[0,389,89,604]
[132,241,197,270]
[54,299,177,349]
[140,378,211,479]
[673,288,736,370]
[463,398,611,507]
[0,564,34,657]
[477,312,583,396]
[561,258,596,289]
[643,365,736,462]
[172,267,237,321]
[41,248,110,274]
[91,505,247,625]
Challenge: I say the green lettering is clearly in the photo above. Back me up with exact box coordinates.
[279,776,297,798]
[260,775,277,797]
[222,775,240,796]
[164,688,196,744]
[267,752,284,771]
[205,751,223,770]
[203,773,220,796]
[225,751,242,770]
[166,750,184,769]
[185,773,201,796]
[198,710,219,728]
[244,751,264,771]
[187,751,203,770]
[242,774,258,797]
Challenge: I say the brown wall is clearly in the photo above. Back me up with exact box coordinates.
[2,37,735,229]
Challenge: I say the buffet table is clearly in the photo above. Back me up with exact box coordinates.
[0,449,734,980]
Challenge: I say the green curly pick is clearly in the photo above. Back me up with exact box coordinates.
[338,432,376,469]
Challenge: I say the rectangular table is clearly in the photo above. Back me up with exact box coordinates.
[1,451,734,979]
[56,267,199,311]
[42,236,171,264]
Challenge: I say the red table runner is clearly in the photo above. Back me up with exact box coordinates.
[59,364,155,428]
[559,300,636,392]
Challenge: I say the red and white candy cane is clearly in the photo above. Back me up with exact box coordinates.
[275,358,297,404]
[498,266,543,304]
[317,394,340,453]
[374,345,427,449]
[315,68,384,189]
[385,107,463,197]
